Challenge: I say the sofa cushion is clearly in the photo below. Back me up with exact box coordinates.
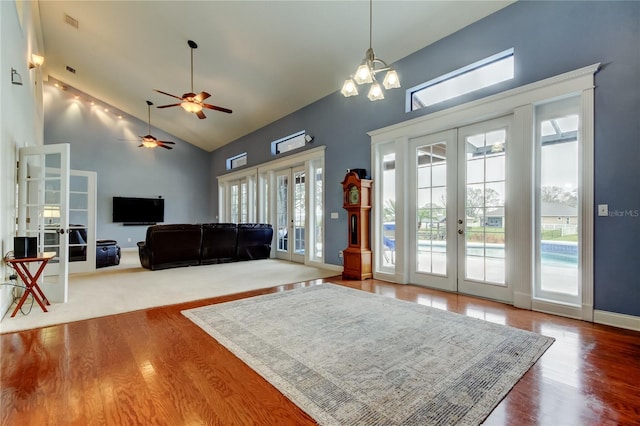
[201,223,238,264]
[141,224,203,270]
[236,223,273,260]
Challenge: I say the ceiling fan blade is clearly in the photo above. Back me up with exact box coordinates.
[196,110,206,119]
[203,103,232,114]
[158,141,175,145]
[138,144,144,148]
[195,91,211,102]
[158,143,173,150]
[156,103,182,109]
[154,89,183,100]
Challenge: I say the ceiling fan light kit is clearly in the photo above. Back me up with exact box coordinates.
[341,0,400,101]
[119,101,176,150]
[181,100,203,113]
[155,40,232,119]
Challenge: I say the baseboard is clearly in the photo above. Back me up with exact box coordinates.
[594,310,640,332]
[532,299,583,320]
[513,291,531,310]
[318,263,342,273]
[0,286,13,321]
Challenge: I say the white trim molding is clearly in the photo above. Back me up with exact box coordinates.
[594,310,640,332]
[369,63,600,322]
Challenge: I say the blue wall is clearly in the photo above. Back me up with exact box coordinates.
[210,1,640,316]
[44,84,213,248]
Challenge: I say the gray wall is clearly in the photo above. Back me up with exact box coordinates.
[210,1,640,317]
[44,85,213,248]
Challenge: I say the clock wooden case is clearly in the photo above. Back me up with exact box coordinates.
[341,171,373,280]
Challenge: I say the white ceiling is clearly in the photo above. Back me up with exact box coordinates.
[37,1,513,152]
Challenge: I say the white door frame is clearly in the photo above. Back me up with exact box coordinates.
[18,144,70,303]
[370,64,597,320]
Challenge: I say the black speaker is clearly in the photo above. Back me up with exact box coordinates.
[349,168,370,179]
[14,237,37,259]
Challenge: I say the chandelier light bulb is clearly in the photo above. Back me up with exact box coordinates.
[367,82,384,101]
[382,69,401,90]
[354,63,373,85]
[341,79,359,97]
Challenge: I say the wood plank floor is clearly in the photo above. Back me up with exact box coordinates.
[1,277,639,425]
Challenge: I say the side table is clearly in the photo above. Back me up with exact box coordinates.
[5,252,56,317]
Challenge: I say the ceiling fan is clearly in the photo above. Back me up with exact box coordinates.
[154,40,232,119]
[120,101,175,150]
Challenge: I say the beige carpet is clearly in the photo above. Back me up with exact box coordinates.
[0,249,337,334]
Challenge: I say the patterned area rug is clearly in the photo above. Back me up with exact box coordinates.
[183,283,554,425]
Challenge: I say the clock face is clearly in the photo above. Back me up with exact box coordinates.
[348,186,360,204]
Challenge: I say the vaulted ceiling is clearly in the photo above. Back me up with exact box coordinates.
[37,1,513,152]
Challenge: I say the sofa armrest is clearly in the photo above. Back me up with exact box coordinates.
[137,241,151,269]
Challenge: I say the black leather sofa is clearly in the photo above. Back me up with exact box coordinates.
[137,223,273,270]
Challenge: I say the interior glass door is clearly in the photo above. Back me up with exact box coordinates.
[457,117,511,302]
[275,167,305,263]
[68,170,96,274]
[18,144,70,303]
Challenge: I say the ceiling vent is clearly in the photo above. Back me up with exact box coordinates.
[66,65,76,74]
[64,13,79,29]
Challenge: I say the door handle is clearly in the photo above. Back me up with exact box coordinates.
[457,229,464,235]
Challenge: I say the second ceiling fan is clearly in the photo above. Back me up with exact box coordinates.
[155,40,232,119]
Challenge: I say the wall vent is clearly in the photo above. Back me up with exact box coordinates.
[64,13,79,29]
[66,65,76,74]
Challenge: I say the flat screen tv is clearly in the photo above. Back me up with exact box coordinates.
[113,197,164,224]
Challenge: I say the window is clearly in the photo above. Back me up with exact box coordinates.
[271,131,311,155]
[407,49,514,112]
[226,153,247,170]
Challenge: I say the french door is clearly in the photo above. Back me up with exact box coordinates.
[68,170,97,274]
[18,144,70,303]
[275,166,305,263]
[409,116,512,302]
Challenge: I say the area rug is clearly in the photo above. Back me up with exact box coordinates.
[183,283,554,426]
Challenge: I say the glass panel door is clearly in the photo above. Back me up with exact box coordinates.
[409,130,457,291]
[457,117,511,302]
[275,167,305,263]
[68,170,96,274]
[18,144,70,303]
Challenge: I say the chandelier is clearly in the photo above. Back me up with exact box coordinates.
[341,0,400,101]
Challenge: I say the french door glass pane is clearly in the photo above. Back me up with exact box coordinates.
[293,171,305,255]
[465,129,506,284]
[538,110,579,297]
[276,175,288,252]
[230,183,239,223]
[416,142,447,275]
[240,181,248,223]
[313,167,323,259]
[381,152,396,268]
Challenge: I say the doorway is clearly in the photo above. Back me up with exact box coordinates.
[408,116,512,302]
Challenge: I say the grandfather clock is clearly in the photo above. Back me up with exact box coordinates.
[341,171,372,280]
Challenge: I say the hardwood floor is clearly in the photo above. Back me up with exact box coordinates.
[1,277,639,425]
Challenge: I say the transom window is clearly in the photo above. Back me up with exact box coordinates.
[271,131,311,155]
[407,48,514,112]
[226,153,247,170]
